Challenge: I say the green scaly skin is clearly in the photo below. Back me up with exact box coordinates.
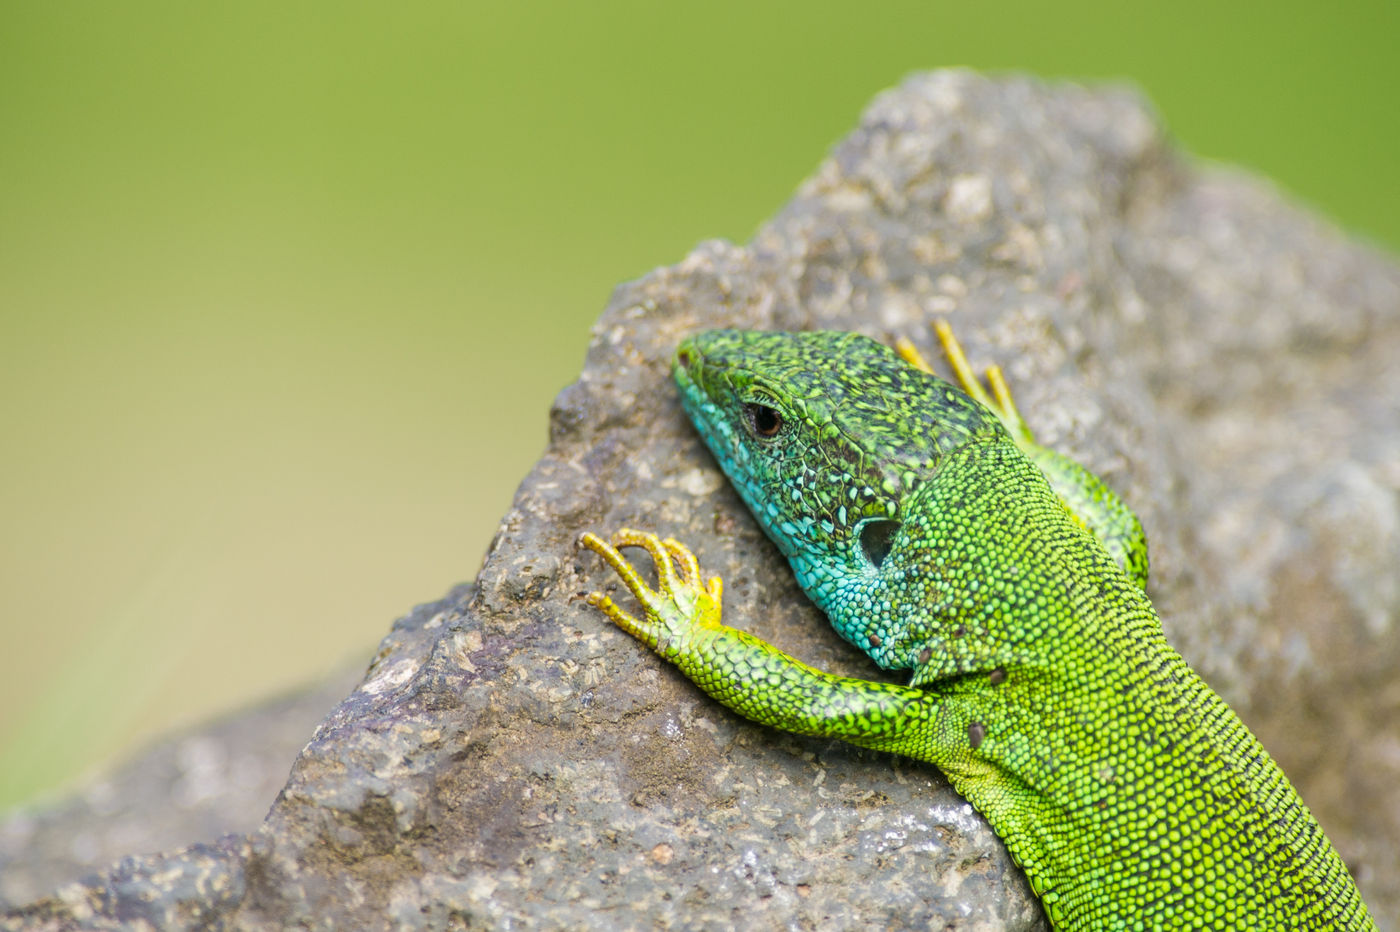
[579,328,1374,930]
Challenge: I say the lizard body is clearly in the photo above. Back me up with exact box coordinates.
[579,326,1373,929]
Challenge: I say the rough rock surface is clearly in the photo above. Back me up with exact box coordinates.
[0,670,359,909]
[4,70,1398,930]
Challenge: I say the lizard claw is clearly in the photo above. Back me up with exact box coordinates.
[578,529,724,655]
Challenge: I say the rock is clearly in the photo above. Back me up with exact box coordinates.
[5,70,1397,930]
[0,669,358,909]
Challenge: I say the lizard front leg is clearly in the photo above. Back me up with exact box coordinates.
[578,529,958,762]
[896,322,1150,590]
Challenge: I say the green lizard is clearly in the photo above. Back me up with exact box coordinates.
[578,324,1374,929]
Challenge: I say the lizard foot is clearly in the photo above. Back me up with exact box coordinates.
[578,529,724,656]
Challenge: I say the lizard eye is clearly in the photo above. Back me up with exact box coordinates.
[743,402,784,439]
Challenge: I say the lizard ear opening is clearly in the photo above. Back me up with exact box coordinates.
[858,519,900,569]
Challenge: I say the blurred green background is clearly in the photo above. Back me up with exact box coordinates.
[2,2,1396,814]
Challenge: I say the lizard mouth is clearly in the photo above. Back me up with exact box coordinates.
[671,335,745,465]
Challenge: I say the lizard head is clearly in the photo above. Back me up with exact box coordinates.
[672,329,998,596]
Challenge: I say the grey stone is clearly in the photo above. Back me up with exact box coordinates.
[0,669,358,910]
[4,70,1397,930]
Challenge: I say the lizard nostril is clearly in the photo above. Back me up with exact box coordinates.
[676,349,692,368]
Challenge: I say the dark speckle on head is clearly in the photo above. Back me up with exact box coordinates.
[968,721,987,749]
